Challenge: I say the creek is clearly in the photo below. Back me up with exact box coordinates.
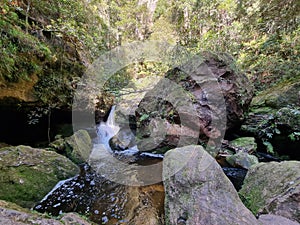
[33,106,247,224]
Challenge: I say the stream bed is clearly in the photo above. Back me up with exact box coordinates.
[33,106,248,224]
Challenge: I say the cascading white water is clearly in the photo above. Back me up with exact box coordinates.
[93,105,163,158]
[96,105,120,151]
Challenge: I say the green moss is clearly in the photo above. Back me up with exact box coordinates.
[0,146,78,208]
[239,188,265,215]
[0,166,58,208]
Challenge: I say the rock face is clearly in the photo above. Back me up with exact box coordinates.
[163,145,259,225]
[136,52,253,152]
[239,161,300,223]
[0,200,93,225]
[0,145,79,208]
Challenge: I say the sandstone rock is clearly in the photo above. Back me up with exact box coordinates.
[163,145,259,225]
[239,161,300,222]
[0,146,79,208]
[229,137,257,153]
[109,128,136,151]
[251,80,300,110]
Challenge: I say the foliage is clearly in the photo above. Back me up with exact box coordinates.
[1,0,300,112]
[0,3,51,81]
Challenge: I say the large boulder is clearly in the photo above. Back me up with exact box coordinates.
[239,161,300,223]
[163,145,259,225]
[0,145,79,208]
[50,130,92,164]
[136,52,253,152]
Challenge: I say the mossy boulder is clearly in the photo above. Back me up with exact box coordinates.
[230,137,257,153]
[226,152,259,169]
[0,145,79,208]
[65,130,93,164]
[136,52,253,152]
[239,161,300,222]
[50,130,92,164]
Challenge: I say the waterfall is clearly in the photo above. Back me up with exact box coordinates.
[93,105,163,158]
[96,106,120,151]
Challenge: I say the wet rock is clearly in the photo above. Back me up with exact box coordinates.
[136,52,253,152]
[65,130,93,163]
[0,200,94,225]
[109,128,136,151]
[226,152,259,169]
[0,145,79,208]
[163,145,259,225]
[239,161,300,222]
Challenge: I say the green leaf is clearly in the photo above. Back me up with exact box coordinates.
[139,114,149,122]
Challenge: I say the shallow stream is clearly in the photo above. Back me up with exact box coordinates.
[34,106,247,224]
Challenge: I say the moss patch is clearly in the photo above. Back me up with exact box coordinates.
[0,145,79,208]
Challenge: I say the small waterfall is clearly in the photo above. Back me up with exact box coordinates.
[96,106,120,151]
[93,105,164,159]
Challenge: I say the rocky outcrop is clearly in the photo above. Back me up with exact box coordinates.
[163,145,259,225]
[0,200,94,225]
[239,161,300,223]
[136,52,253,153]
[0,145,79,208]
